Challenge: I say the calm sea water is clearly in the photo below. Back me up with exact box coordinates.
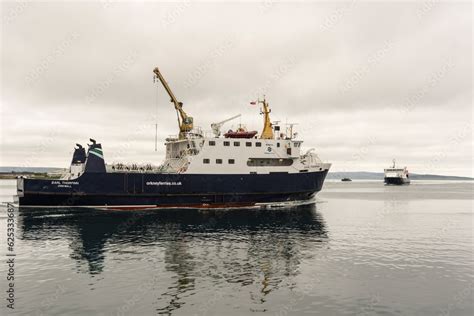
[0,179,472,315]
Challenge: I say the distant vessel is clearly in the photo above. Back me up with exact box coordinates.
[384,159,410,185]
[16,67,331,209]
[341,178,352,182]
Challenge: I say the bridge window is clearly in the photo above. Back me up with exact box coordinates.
[216,159,222,164]
[256,142,262,147]
[228,159,235,164]
[224,141,230,146]
[234,142,240,147]
[203,159,210,164]
[209,141,215,146]
[246,142,252,147]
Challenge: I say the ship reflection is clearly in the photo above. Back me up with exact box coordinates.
[18,204,328,315]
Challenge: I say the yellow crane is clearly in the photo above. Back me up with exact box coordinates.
[153,67,193,139]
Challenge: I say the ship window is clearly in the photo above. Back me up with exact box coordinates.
[216,159,223,164]
[228,159,235,164]
[203,159,210,164]
[287,148,292,155]
[277,143,280,147]
[224,141,230,146]
[234,142,240,147]
[246,142,252,147]
[256,142,262,147]
[209,141,215,146]
[247,158,293,167]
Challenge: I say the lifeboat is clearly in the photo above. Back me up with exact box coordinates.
[224,127,258,139]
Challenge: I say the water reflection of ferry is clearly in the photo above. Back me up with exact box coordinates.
[17,205,327,313]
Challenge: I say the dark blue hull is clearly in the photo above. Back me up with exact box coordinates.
[18,171,329,208]
[384,177,410,185]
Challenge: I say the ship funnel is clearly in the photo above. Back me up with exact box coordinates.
[84,140,106,173]
[71,144,86,164]
[70,143,87,177]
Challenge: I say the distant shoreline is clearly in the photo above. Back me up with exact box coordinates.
[0,172,62,180]
[327,172,473,181]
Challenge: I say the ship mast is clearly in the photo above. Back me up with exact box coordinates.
[259,96,274,139]
[153,67,193,139]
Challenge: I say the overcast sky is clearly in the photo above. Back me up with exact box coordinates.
[1,1,472,176]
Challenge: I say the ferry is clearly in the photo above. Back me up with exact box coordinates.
[384,159,410,185]
[16,67,331,209]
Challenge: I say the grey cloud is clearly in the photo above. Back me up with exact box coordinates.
[1,1,472,175]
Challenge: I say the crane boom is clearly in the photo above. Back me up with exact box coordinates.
[153,67,193,138]
[211,114,241,137]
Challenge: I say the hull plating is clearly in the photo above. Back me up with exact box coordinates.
[18,171,329,208]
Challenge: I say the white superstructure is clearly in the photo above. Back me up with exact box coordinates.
[158,131,329,175]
